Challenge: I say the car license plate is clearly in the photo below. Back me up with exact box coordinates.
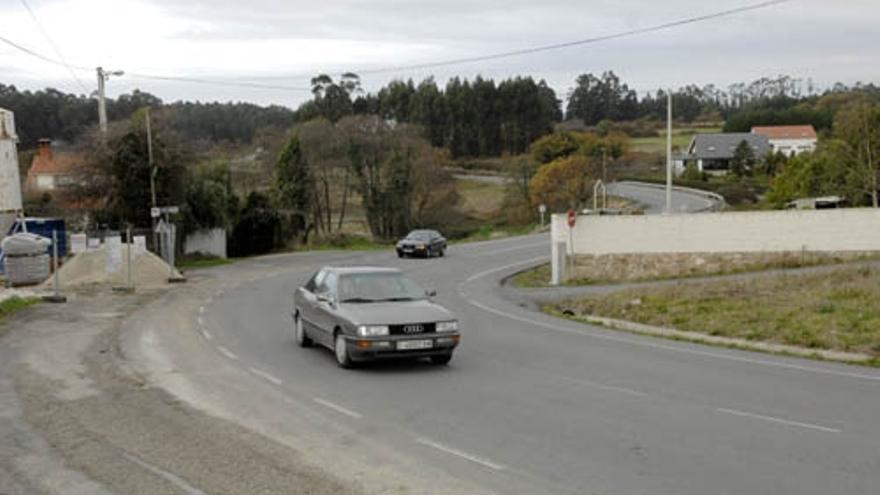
[397,339,433,350]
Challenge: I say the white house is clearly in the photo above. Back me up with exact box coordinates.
[751,125,817,156]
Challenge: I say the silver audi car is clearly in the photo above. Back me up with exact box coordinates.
[292,266,461,368]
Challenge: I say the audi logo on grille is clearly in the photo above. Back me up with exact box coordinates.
[402,324,423,334]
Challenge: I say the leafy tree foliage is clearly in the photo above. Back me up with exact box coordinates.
[566,71,639,125]
[529,155,601,212]
[832,99,880,207]
[730,140,756,178]
[183,163,236,233]
[275,135,313,239]
[766,141,863,206]
[229,191,280,256]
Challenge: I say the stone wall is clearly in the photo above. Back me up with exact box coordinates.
[567,251,880,284]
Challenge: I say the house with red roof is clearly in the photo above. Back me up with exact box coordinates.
[24,139,81,193]
[750,125,817,156]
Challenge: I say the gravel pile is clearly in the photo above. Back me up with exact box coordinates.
[50,246,182,289]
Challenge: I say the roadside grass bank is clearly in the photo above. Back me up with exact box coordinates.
[0,296,39,321]
[547,266,880,365]
[512,252,880,288]
[178,256,236,270]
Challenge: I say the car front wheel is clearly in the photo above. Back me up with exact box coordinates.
[334,334,354,368]
[294,313,312,347]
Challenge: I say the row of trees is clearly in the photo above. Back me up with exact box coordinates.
[0,84,296,147]
[296,74,562,157]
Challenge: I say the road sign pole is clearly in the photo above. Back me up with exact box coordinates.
[43,230,66,303]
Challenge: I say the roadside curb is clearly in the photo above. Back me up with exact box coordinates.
[577,313,874,365]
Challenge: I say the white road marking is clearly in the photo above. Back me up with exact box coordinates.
[715,408,841,433]
[206,296,213,304]
[313,398,363,419]
[249,367,283,385]
[465,256,548,283]
[196,316,203,327]
[464,296,880,383]
[122,452,208,495]
[199,328,213,341]
[216,346,238,360]
[198,306,205,314]
[553,373,647,398]
[464,241,548,257]
[416,437,506,471]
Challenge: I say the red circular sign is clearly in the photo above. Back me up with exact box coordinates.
[567,209,577,228]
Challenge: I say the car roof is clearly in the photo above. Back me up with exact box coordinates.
[408,229,437,235]
[325,266,402,275]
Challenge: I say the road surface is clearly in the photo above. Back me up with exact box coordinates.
[128,187,878,495]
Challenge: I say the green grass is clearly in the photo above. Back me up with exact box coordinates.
[456,178,506,220]
[302,235,391,251]
[550,266,880,358]
[630,127,722,154]
[0,296,39,321]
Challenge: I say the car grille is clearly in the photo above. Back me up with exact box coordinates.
[389,322,436,335]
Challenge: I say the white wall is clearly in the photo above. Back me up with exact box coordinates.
[551,208,880,272]
[0,108,22,213]
[184,228,227,259]
[770,138,816,156]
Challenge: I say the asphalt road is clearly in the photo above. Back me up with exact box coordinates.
[178,188,878,495]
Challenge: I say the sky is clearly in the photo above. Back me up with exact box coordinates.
[1,0,879,108]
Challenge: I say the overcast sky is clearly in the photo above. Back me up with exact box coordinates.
[1,0,879,108]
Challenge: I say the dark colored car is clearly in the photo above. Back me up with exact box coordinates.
[292,266,460,368]
[396,229,447,258]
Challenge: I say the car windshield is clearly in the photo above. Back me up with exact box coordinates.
[338,272,426,302]
[406,231,432,240]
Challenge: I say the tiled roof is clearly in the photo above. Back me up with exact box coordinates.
[751,125,817,140]
[687,133,772,160]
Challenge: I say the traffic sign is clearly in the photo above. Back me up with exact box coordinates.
[151,206,180,218]
[539,204,547,214]
[567,209,577,228]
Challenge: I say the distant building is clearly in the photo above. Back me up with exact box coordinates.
[751,125,817,156]
[676,133,771,175]
[25,139,81,193]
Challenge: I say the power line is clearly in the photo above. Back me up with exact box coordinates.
[18,0,90,93]
[2,0,793,92]
[0,34,311,92]
[239,0,793,82]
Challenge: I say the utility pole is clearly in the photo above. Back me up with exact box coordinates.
[665,89,673,214]
[96,66,124,136]
[146,107,159,252]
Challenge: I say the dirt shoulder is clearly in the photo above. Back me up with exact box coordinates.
[0,283,357,494]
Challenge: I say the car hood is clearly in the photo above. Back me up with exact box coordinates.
[337,299,454,325]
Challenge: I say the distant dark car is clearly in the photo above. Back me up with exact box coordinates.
[396,230,447,258]
[292,266,460,368]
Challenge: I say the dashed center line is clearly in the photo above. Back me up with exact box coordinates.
[416,437,506,471]
[715,408,841,433]
[313,398,363,419]
[122,452,208,495]
[249,367,283,385]
[465,256,548,283]
[553,373,647,397]
[198,306,205,314]
[196,316,204,326]
[216,346,238,360]
[199,328,213,340]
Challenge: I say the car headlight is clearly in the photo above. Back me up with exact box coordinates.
[357,325,390,337]
[436,320,459,332]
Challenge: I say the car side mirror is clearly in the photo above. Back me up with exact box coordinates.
[425,289,437,297]
[317,293,336,306]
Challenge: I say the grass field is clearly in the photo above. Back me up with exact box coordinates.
[631,127,722,154]
[551,266,880,358]
[456,178,506,220]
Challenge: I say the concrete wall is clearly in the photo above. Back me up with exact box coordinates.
[0,108,22,215]
[550,209,880,283]
[184,228,227,259]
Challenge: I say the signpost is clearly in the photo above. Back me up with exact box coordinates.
[539,204,547,229]
[566,209,576,281]
[152,205,186,283]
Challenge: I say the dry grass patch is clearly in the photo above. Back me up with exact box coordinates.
[552,266,880,357]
